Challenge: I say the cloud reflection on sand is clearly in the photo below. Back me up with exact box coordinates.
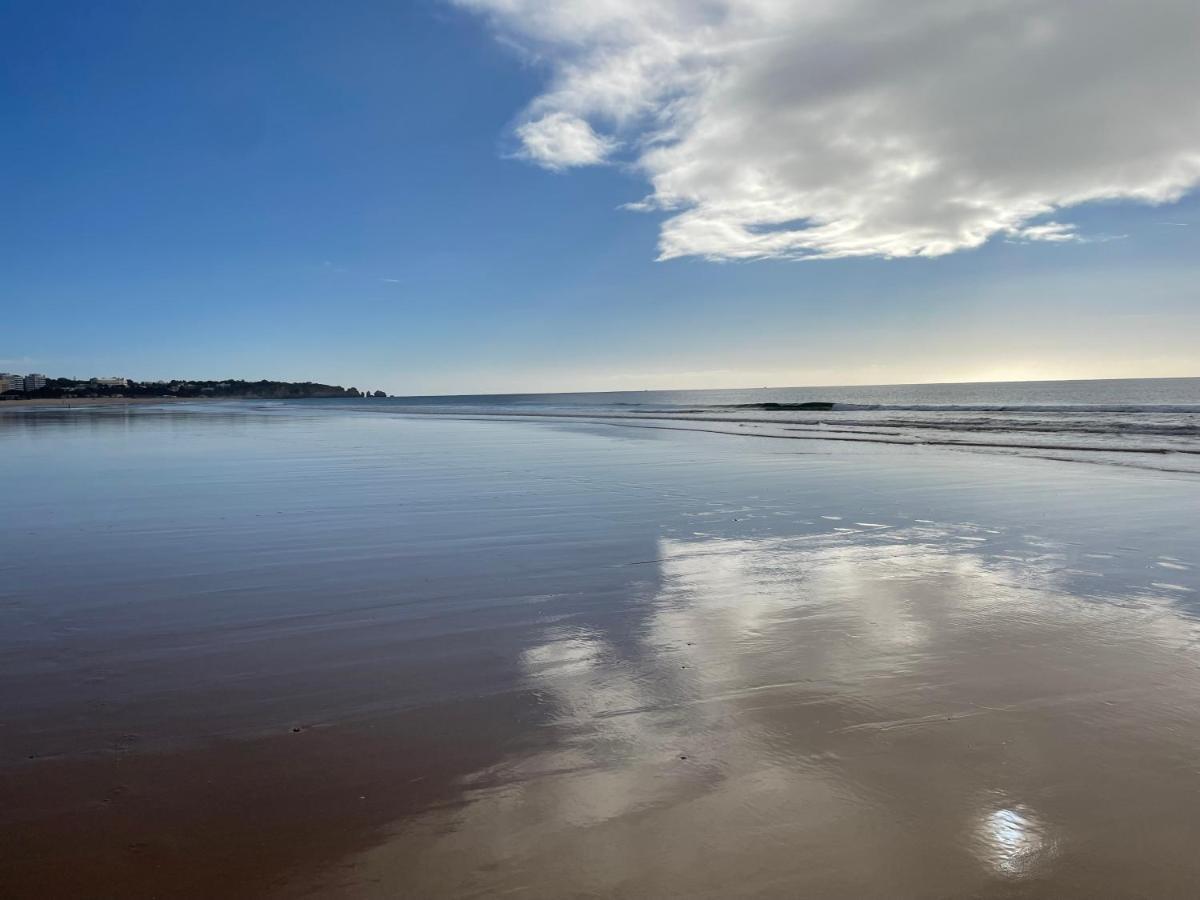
[327,523,1200,898]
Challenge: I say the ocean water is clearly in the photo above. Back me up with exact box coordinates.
[336,377,1200,474]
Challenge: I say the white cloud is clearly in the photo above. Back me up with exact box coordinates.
[456,0,1200,260]
[514,112,616,169]
[1010,221,1077,243]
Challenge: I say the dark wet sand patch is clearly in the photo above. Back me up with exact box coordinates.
[0,695,540,899]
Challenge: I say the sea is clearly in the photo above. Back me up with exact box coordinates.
[327,377,1200,474]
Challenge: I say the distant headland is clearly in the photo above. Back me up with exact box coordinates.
[0,373,388,401]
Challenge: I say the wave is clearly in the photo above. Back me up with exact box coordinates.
[729,401,836,411]
[781,418,1200,438]
[301,398,1200,474]
[559,401,1200,416]
[384,406,1195,444]
[705,402,1200,414]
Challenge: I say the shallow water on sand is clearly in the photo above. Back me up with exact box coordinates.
[2,404,1199,897]
[355,376,1200,473]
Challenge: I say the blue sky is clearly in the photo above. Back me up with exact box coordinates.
[4,0,1198,394]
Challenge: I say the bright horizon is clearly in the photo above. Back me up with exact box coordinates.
[399,372,1200,398]
[12,343,1200,397]
[22,372,1199,399]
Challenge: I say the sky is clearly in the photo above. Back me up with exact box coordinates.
[3,0,1198,395]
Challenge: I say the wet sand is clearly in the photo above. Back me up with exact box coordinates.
[2,405,1199,897]
[0,396,187,409]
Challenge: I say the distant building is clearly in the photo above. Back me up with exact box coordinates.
[91,376,128,387]
[0,373,25,392]
[24,373,47,390]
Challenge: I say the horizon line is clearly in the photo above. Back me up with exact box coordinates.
[386,373,1200,400]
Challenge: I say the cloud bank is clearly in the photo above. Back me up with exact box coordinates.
[457,0,1200,260]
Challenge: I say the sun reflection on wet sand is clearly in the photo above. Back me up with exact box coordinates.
[979,805,1053,877]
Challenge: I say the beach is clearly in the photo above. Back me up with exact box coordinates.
[0,396,185,410]
[2,401,1199,897]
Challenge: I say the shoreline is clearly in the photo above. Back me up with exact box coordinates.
[0,396,189,410]
[0,396,350,411]
[8,398,1197,475]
